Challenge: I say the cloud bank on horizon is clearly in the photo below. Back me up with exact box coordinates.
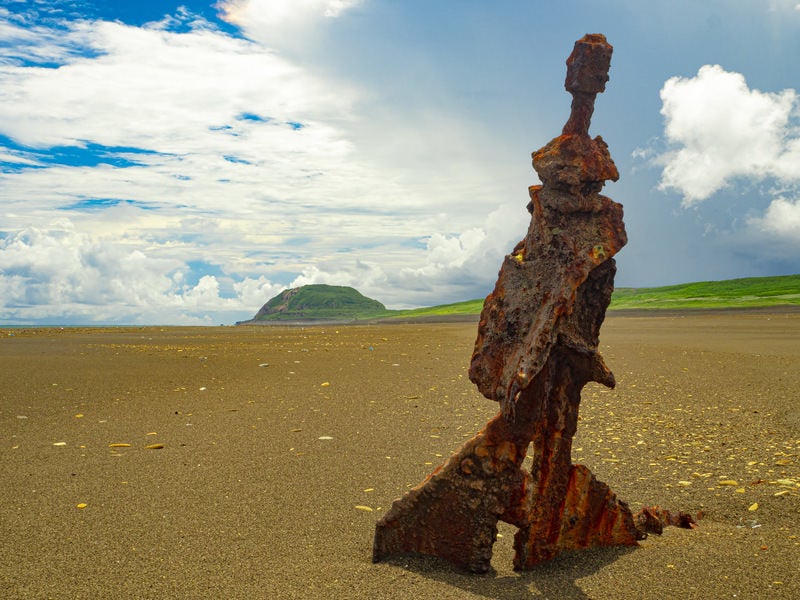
[1,0,799,325]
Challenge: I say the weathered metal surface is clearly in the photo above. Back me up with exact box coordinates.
[373,34,695,574]
[469,34,624,417]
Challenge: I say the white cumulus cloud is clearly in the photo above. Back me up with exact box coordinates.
[748,196,800,239]
[656,64,799,205]
[0,17,353,150]
[217,0,361,49]
[0,220,291,324]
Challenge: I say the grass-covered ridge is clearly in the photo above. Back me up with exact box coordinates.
[392,298,485,318]
[610,274,800,310]
[395,274,800,317]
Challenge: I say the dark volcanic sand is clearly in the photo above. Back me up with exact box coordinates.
[1,312,798,599]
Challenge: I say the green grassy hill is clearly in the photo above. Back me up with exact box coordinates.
[391,298,485,318]
[610,274,800,310]
[391,274,800,317]
[243,284,389,322]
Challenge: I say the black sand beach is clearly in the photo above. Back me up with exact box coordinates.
[1,312,798,598]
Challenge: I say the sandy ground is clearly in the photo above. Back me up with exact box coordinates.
[1,312,798,599]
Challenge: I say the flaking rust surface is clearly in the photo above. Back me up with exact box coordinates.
[373,34,695,574]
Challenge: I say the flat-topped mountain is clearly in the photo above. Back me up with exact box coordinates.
[239,284,388,323]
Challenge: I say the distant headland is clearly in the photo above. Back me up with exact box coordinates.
[236,284,389,324]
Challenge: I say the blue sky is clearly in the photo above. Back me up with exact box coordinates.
[1,0,799,325]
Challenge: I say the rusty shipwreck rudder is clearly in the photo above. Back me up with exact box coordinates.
[373,33,695,574]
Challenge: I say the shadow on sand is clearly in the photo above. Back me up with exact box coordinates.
[378,545,637,600]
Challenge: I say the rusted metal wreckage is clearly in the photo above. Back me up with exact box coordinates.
[373,34,696,573]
